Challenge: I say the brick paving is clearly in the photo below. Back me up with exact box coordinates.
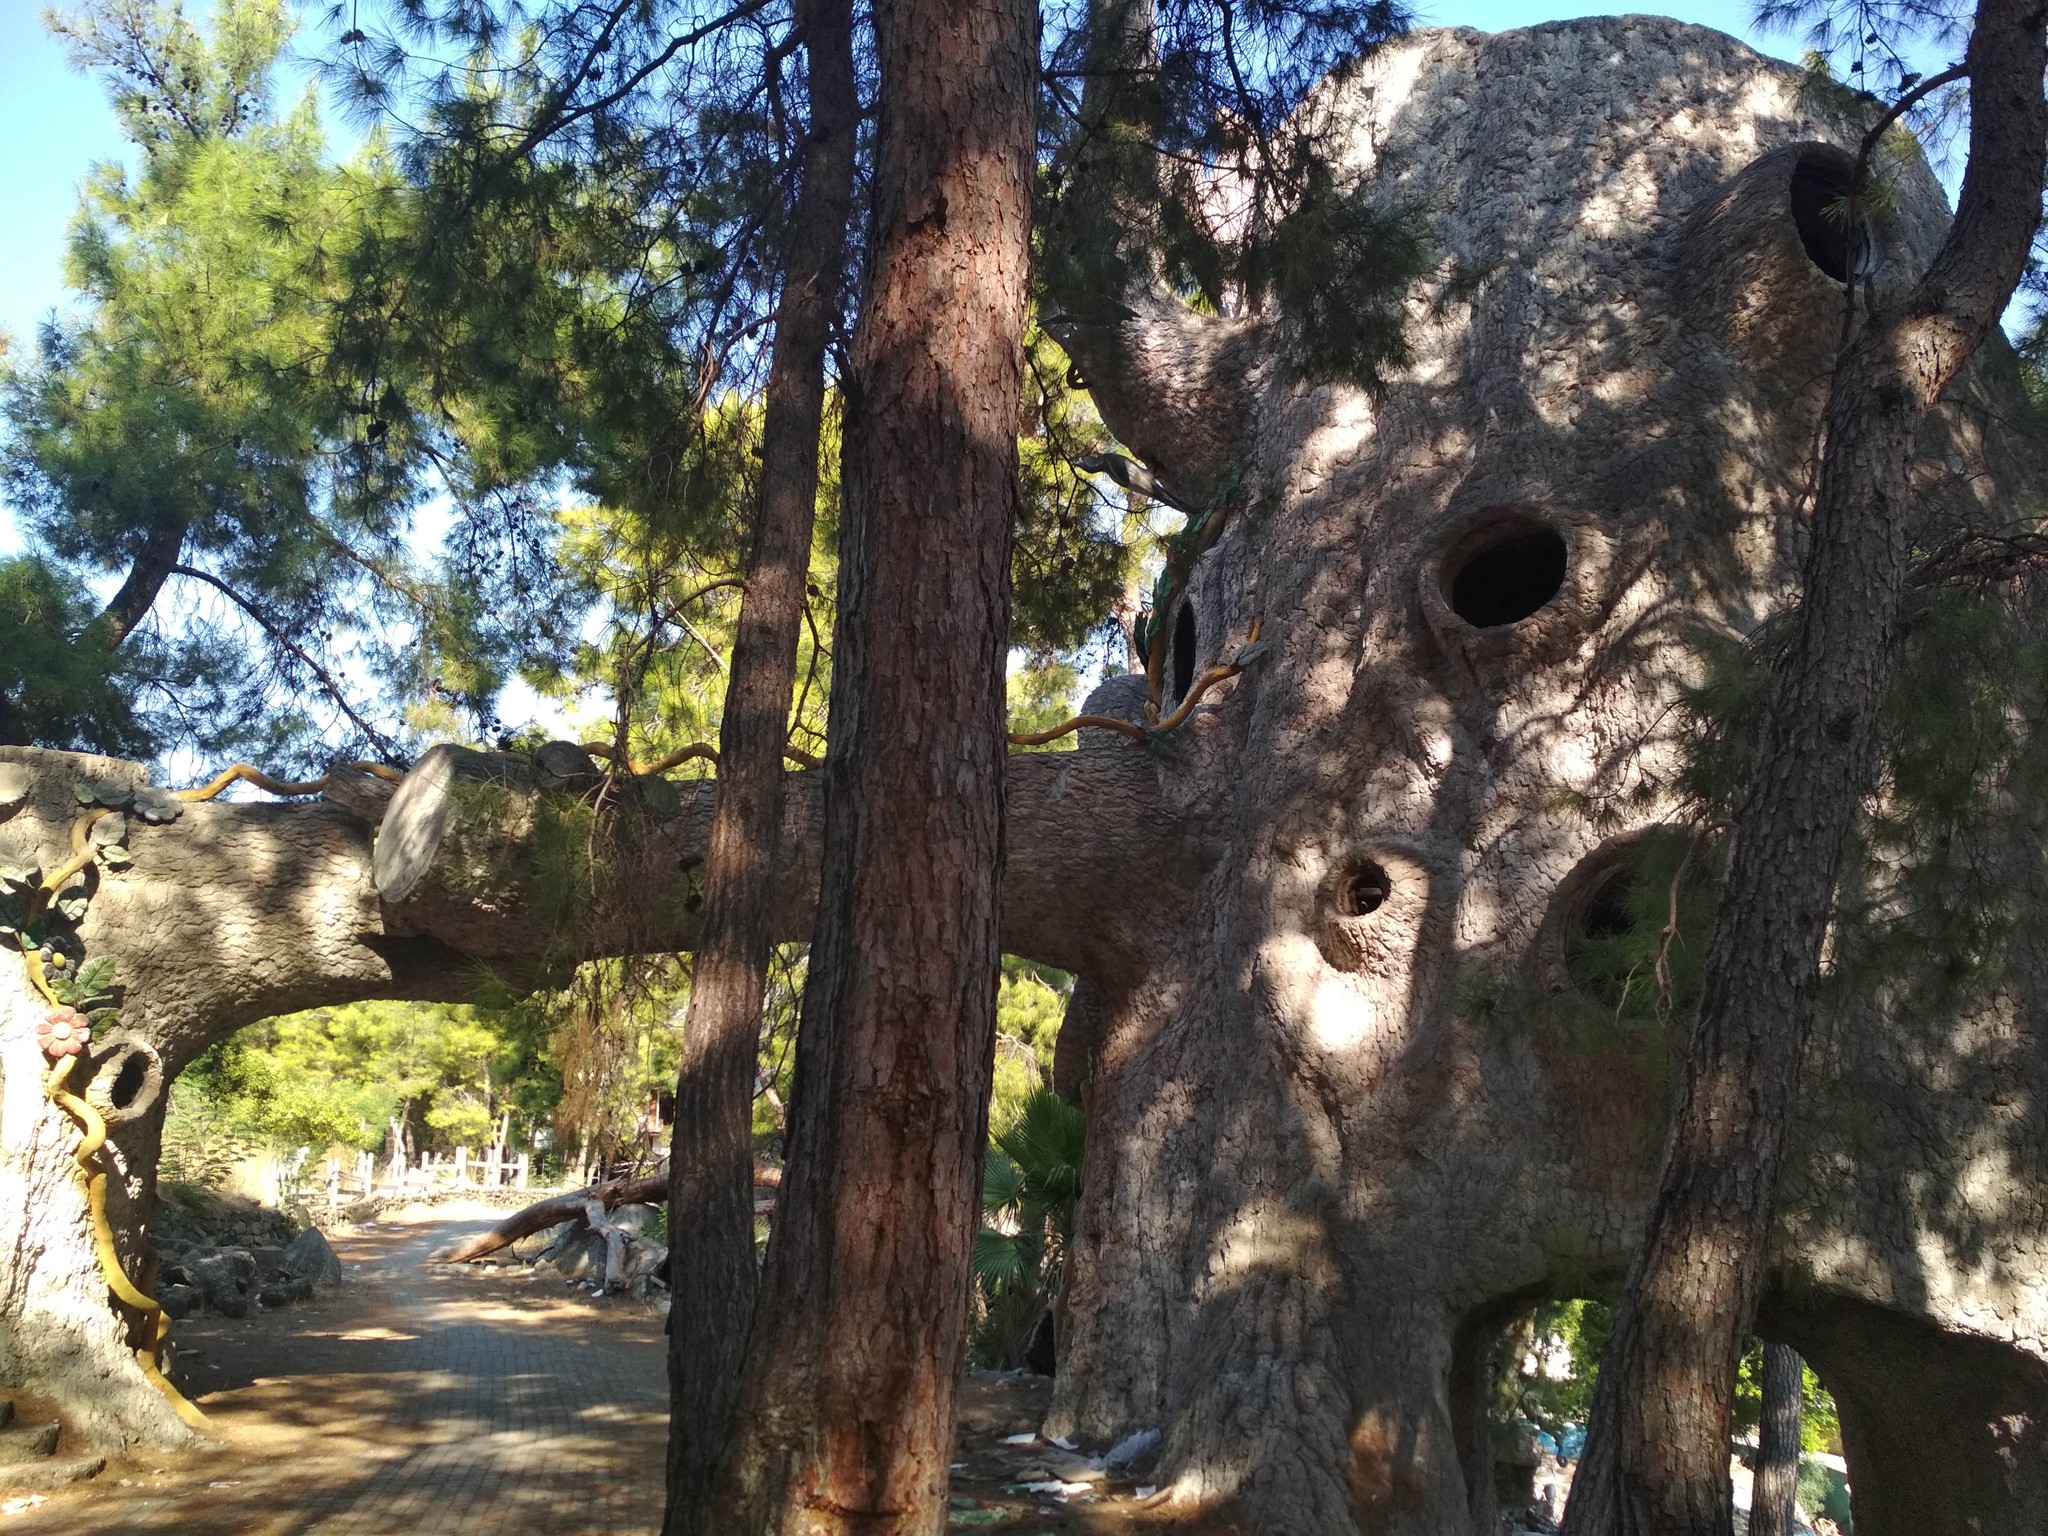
[17,1204,668,1536]
[13,1206,1194,1536]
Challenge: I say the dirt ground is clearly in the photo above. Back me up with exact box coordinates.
[3,1205,1203,1535]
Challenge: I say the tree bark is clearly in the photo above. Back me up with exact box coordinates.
[1750,1343,1802,1536]
[91,522,185,649]
[703,0,1037,1526]
[1562,7,2048,1533]
[663,2,858,1527]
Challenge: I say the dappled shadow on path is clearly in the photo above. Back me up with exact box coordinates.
[20,1206,668,1536]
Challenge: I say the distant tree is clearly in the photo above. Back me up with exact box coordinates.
[1,0,456,762]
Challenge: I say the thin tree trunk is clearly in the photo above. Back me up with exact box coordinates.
[1562,6,2048,1533]
[1751,1343,1803,1536]
[662,0,858,1529]
[703,0,1036,1525]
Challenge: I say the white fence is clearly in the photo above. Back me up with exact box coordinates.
[318,1145,532,1206]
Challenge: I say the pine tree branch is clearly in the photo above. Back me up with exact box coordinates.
[168,565,395,754]
[508,0,776,162]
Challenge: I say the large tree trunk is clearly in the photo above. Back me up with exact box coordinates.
[1749,1343,1801,1536]
[1561,8,2048,1532]
[0,751,468,1448]
[0,964,193,1450]
[702,0,1037,1527]
[663,3,858,1528]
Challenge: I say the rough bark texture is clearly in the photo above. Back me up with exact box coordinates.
[702,0,1036,1527]
[1045,18,2048,1536]
[663,4,858,1527]
[1749,1343,1801,1536]
[1564,7,2047,1532]
[94,522,186,649]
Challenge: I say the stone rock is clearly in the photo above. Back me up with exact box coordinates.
[0,1423,59,1466]
[539,1226,608,1283]
[609,1202,659,1234]
[188,1250,256,1318]
[249,1244,286,1279]
[256,1277,312,1308]
[156,1283,200,1320]
[533,740,600,787]
[1103,1426,1161,1474]
[129,787,181,825]
[620,1235,665,1283]
[281,1228,343,1288]
[0,1455,105,1492]
[511,1221,572,1261]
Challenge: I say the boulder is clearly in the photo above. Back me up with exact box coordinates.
[280,1228,343,1288]
[256,1277,312,1308]
[610,1203,660,1234]
[621,1236,665,1283]
[188,1250,256,1318]
[156,1283,200,1320]
[540,1227,609,1283]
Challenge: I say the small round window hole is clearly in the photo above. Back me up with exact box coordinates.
[1446,523,1567,629]
[1336,860,1391,918]
[1790,150,1866,284]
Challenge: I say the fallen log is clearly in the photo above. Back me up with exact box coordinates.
[428,1164,784,1265]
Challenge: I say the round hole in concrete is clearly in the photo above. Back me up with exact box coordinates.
[1580,868,1636,942]
[1790,149,1865,284]
[1565,865,1651,1006]
[1446,522,1567,628]
[110,1051,150,1110]
[1336,860,1391,918]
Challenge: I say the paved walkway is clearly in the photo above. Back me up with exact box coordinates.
[13,1206,1181,1535]
[18,1204,669,1536]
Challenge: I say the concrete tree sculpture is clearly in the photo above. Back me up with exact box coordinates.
[2,20,2046,1536]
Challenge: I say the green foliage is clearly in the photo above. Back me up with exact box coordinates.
[991,957,1070,1120]
[972,1086,1087,1370]
[1498,1299,1609,1439]
[967,962,1077,1369]
[1495,1300,1843,1461]
[1038,0,1422,386]
[0,556,163,754]
[751,945,808,1143]
[1015,330,1132,653]
[1675,588,2048,1029]
[1733,1342,1843,1454]
[540,957,689,1171]
[1005,661,1082,754]
[1252,151,1431,386]
[165,997,556,1160]
[1,0,581,764]
[1561,832,1717,1024]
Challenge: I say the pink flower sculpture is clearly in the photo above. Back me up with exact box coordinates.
[37,1007,89,1060]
